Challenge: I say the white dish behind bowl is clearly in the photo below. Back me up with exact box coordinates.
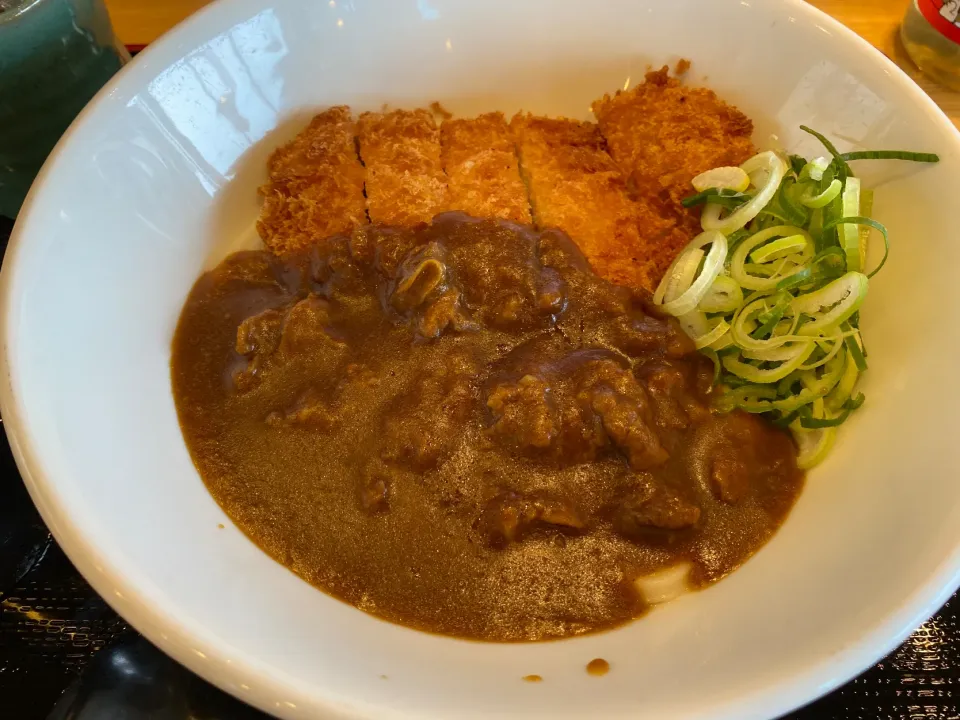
[3,0,960,718]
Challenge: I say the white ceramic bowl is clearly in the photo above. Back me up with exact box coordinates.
[4,0,960,718]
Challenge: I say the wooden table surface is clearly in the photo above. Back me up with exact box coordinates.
[102,0,960,126]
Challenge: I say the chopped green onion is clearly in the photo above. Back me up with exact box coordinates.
[756,206,793,225]
[722,342,816,383]
[800,178,842,209]
[792,272,869,337]
[819,163,842,250]
[676,310,710,342]
[654,231,727,317]
[808,206,824,244]
[775,246,845,291]
[730,384,828,414]
[701,151,787,234]
[799,348,847,395]
[726,228,751,250]
[826,349,860,411]
[822,216,890,279]
[657,132,929,467]
[799,125,853,181]
[714,383,777,413]
[798,406,852,428]
[841,323,868,371]
[681,188,747,209]
[749,234,808,263]
[731,225,814,292]
[858,190,874,257]
[839,177,863,271]
[773,176,809,226]
[800,156,831,182]
[775,268,813,292]
[692,166,751,193]
[789,154,808,175]
[681,189,714,208]
[698,275,743,314]
[791,419,837,468]
[709,195,752,210]
[799,335,846,372]
[844,392,866,410]
[751,306,787,339]
[840,150,939,163]
[693,318,731,350]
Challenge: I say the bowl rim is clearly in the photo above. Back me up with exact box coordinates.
[3,0,960,718]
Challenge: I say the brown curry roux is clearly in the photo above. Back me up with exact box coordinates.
[171,213,802,641]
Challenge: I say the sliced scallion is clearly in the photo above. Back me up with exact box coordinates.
[822,216,889,279]
[799,125,853,181]
[651,130,938,468]
[800,178,842,209]
[840,150,939,163]
[701,151,787,234]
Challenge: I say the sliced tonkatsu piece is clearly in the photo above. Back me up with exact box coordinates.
[592,66,755,279]
[357,109,448,226]
[440,112,531,224]
[510,112,663,291]
[257,106,367,255]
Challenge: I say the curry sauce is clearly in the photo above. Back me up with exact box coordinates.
[171,213,802,641]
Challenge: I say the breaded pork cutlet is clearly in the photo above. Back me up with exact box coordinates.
[511,113,663,290]
[257,106,367,255]
[358,109,447,226]
[592,66,755,279]
[441,113,531,224]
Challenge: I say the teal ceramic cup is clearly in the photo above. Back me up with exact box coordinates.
[0,0,128,218]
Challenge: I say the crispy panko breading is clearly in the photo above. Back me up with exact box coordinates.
[255,70,755,292]
[358,109,448,226]
[511,113,660,290]
[592,66,755,280]
[441,112,531,224]
[257,106,367,255]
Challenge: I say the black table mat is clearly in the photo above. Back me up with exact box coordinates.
[0,214,958,719]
